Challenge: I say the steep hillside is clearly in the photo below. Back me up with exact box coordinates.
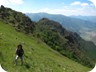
[34,18,96,67]
[0,5,35,34]
[0,20,91,72]
[26,13,96,62]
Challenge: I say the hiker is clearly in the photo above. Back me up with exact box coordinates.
[15,44,24,65]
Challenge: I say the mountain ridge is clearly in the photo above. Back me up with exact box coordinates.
[26,13,96,32]
[26,13,96,45]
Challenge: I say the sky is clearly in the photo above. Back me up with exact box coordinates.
[0,0,96,16]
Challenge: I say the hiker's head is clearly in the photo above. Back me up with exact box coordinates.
[17,44,22,49]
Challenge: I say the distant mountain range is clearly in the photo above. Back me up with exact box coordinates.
[70,16,96,45]
[26,13,96,44]
[26,13,96,34]
[70,16,96,23]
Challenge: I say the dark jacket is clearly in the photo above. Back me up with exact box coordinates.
[16,47,24,57]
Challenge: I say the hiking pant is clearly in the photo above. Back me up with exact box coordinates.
[15,55,23,65]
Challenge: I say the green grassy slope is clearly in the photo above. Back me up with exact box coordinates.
[0,21,92,72]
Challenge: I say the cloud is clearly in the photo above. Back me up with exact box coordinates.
[9,0,23,5]
[34,6,96,16]
[89,0,96,7]
[40,8,50,12]
[81,3,89,6]
[70,1,89,7]
[0,0,10,6]
[70,1,81,6]
[0,0,23,6]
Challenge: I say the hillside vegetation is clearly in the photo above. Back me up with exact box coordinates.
[26,13,96,45]
[0,5,34,34]
[34,18,96,67]
[26,13,96,64]
[0,20,92,72]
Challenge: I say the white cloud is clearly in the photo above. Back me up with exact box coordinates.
[33,6,96,16]
[31,1,92,16]
[0,0,10,6]
[81,3,89,6]
[9,0,23,5]
[70,1,89,7]
[70,1,81,6]
[40,8,50,12]
[0,0,23,6]
[89,0,96,7]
